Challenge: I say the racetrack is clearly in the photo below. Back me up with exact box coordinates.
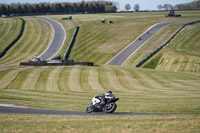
[106,19,198,66]
[37,17,66,61]
[0,106,196,115]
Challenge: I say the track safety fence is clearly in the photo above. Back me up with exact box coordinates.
[64,25,79,60]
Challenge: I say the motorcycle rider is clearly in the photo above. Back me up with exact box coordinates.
[95,91,115,105]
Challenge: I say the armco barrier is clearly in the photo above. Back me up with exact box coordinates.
[64,26,79,60]
[0,18,25,58]
[19,60,93,66]
[135,20,200,68]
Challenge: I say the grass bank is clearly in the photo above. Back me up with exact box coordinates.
[141,22,200,73]
[0,114,200,133]
[0,65,200,113]
[43,11,200,64]
[0,18,22,53]
[0,17,53,64]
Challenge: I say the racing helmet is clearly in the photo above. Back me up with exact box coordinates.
[105,91,112,95]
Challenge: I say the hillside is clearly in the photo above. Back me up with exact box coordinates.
[0,18,22,53]
[0,11,199,113]
[123,11,200,74]
[154,22,200,73]
[45,11,200,65]
[0,17,52,64]
[0,11,200,132]
[0,65,200,113]
[140,21,200,73]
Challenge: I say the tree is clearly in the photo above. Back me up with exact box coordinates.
[105,4,117,12]
[163,4,173,10]
[0,1,117,15]
[125,3,131,11]
[0,4,7,15]
[175,0,200,10]
[112,1,120,11]
[157,4,164,10]
[134,4,140,12]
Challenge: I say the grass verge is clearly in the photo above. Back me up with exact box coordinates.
[0,114,200,133]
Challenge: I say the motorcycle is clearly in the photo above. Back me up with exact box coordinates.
[86,96,119,113]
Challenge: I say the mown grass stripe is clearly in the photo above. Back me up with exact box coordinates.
[148,73,175,88]
[0,19,15,50]
[35,68,51,91]
[135,69,169,90]
[33,19,52,56]
[98,67,111,91]
[88,67,105,92]
[80,67,92,91]
[4,68,32,90]
[106,67,134,92]
[58,66,72,91]
[123,68,150,90]
[67,67,83,92]
[102,67,125,92]
[46,67,65,92]
[2,19,21,49]
[11,18,40,63]
[0,70,10,80]
[129,69,155,90]
[17,19,41,57]
[0,18,52,65]
[0,18,34,64]
[112,68,137,90]
[121,69,143,90]
[21,68,43,90]
[0,67,30,89]
[0,19,11,51]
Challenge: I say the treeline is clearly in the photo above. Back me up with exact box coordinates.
[157,0,200,10]
[176,0,200,10]
[0,1,117,15]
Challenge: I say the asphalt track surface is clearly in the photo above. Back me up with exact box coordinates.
[106,19,198,66]
[37,17,66,61]
[0,106,197,115]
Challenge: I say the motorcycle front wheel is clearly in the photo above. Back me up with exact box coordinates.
[86,105,94,113]
[104,102,117,113]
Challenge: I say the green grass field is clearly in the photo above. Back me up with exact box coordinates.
[139,21,200,73]
[0,11,200,132]
[0,18,22,53]
[0,17,53,64]
[0,114,200,133]
[0,65,200,113]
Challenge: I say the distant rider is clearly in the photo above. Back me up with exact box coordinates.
[95,91,115,105]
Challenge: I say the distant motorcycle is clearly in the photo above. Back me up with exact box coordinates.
[86,95,119,113]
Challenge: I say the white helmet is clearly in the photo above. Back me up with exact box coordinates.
[105,91,112,96]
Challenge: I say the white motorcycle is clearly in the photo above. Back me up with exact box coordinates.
[86,95,119,113]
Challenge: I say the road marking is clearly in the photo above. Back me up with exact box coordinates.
[0,104,29,108]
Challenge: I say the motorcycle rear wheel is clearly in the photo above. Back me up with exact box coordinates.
[105,102,117,113]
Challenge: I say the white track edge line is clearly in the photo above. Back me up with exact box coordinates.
[36,17,66,61]
[37,17,55,60]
